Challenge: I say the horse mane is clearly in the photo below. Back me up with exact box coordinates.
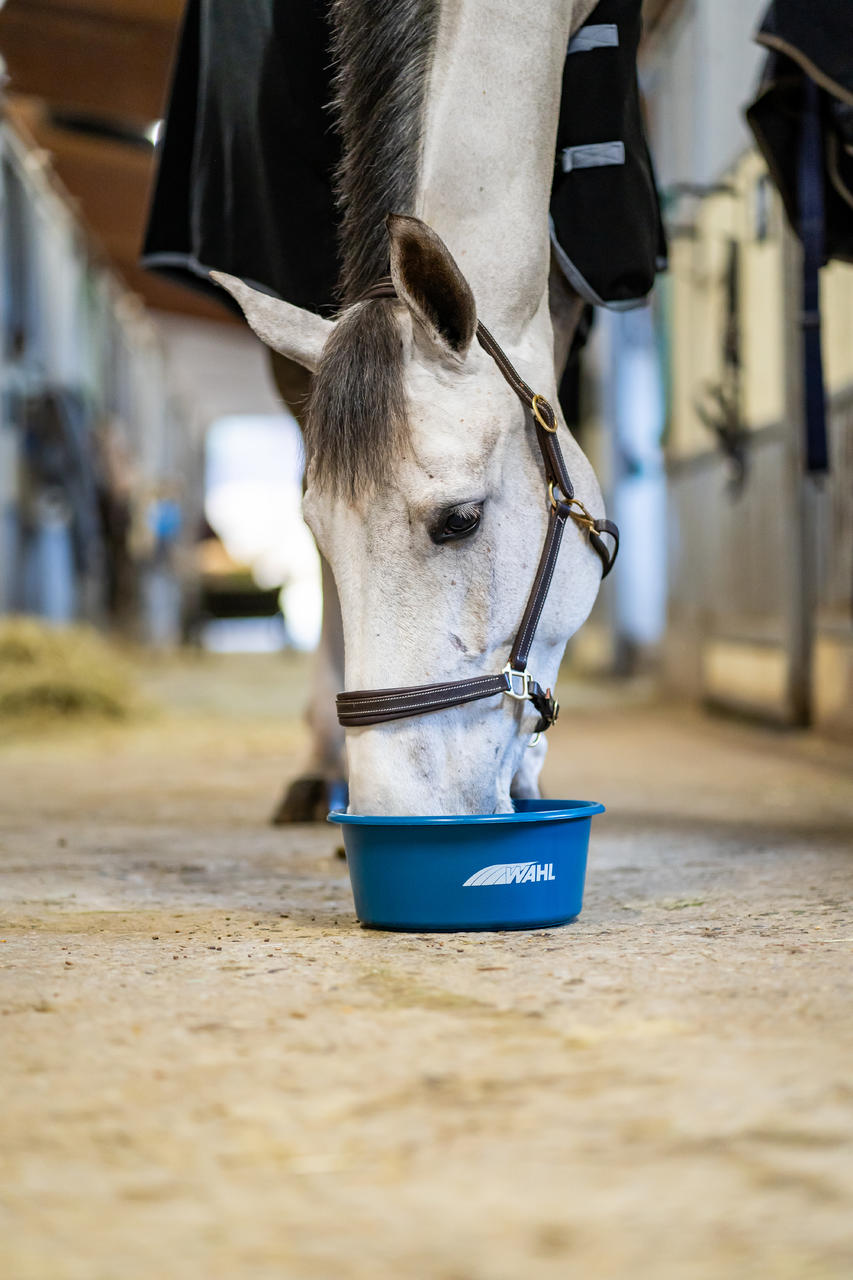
[305,0,439,498]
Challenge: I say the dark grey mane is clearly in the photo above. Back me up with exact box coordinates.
[305,0,439,498]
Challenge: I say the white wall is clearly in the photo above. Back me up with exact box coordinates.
[152,312,286,444]
[643,0,770,189]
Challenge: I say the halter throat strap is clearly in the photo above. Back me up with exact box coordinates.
[335,279,619,735]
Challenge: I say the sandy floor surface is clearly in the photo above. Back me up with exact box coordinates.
[1,652,852,1279]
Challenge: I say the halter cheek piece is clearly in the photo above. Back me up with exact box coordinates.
[335,280,619,738]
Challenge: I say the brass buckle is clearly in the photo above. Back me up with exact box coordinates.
[549,483,598,532]
[567,497,598,533]
[531,394,558,434]
[502,664,531,700]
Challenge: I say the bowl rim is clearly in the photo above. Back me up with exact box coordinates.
[327,799,605,827]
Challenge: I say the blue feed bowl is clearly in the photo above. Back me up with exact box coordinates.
[328,798,604,932]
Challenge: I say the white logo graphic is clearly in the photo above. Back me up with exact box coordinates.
[463,862,556,887]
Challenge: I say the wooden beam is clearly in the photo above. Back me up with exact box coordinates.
[6,99,237,325]
[119,262,238,325]
[0,4,179,124]
[8,96,152,235]
[11,0,183,23]
[25,119,152,241]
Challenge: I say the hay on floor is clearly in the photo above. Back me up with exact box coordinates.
[0,617,137,721]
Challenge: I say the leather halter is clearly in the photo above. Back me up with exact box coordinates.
[335,279,619,737]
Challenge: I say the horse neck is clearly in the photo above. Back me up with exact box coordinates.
[416,0,575,340]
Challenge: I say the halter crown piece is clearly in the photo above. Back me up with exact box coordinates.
[335,279,619,738]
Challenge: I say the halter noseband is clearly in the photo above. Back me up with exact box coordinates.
[335,280,619,737]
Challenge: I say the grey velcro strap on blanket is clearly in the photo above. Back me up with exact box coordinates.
[560,141,626,173]
[568,24,619,55]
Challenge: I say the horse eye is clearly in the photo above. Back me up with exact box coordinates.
[431,503,483,544]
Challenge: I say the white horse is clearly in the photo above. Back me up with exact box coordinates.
[215,0,606,816]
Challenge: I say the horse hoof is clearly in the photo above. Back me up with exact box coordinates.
[271,776,348,825]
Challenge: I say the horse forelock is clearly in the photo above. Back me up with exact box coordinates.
[309,0,439,497]
[306,300,407,499]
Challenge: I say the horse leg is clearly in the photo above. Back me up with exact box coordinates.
[268,353,348,823]
[272,552,348,822]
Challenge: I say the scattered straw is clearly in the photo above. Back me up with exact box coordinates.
[0,617,138,721]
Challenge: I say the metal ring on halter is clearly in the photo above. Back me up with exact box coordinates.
[567,497,598,532]
[549,482,597,532]
[531,393,558,433]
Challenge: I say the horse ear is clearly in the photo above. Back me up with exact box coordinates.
[210,272,333,374]
[387,215,477,360]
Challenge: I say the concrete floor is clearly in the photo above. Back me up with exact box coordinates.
[1,653,852,1279]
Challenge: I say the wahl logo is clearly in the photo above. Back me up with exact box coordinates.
[463,862,556,887]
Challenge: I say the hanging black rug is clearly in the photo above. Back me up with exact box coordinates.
[746,0,853,474]
[142,0,665,318]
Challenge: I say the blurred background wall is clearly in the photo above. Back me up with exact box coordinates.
[0,0,315,652]
[0,0,850,734]
[578,0,853,738]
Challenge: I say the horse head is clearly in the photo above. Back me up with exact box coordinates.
[214,214,605,815]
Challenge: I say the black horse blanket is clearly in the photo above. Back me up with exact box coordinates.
[745,0,853,472]
[143,0,665,315]
[746,0,853,263]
